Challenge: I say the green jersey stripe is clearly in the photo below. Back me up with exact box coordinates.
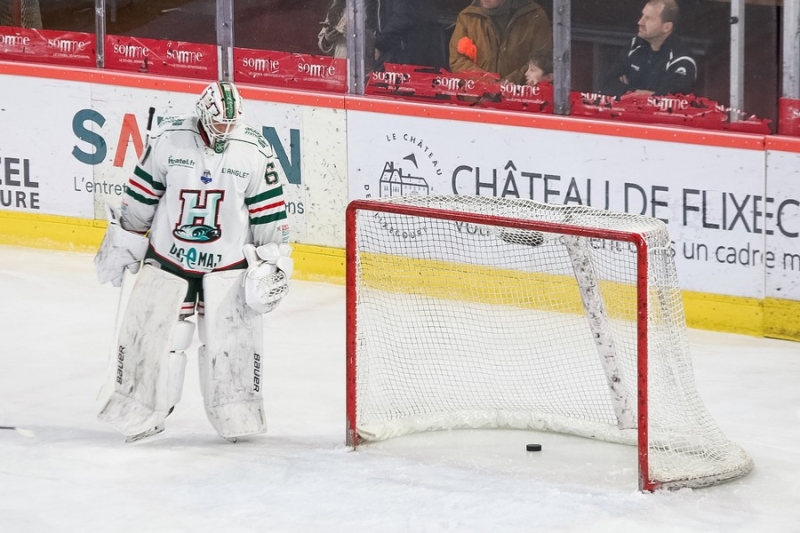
[245,186,284,205]
[250,211,288,225]
[125,186,160,206]
[133,166,166,191]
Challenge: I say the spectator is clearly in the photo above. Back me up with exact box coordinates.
[601,0,697,97]
[374,0,447,70]
[0,0,42,28]
[449,0,552,85]
[525,48,553,86]
[317,0,348,58]
[319,0,392,69]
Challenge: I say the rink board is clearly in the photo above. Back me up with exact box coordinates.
[0,61,798,340]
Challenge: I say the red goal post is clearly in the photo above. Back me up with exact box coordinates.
[345,196,753,491]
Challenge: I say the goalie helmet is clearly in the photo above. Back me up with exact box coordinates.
[196,81,243,153]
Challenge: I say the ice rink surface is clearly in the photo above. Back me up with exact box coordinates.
[0,245,798,533]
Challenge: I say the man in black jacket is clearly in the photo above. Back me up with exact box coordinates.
[602,0,697,97]
[374,0,448,70]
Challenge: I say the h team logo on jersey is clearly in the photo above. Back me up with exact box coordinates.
[201,169,212,184]
[174,190,225,243]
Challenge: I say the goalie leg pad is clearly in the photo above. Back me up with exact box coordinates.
[199,269,266,439]
[98,265,188,437]
[96,267,138,405]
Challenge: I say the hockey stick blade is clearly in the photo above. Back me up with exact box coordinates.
[0,426,34,438]
[125,423,164,443]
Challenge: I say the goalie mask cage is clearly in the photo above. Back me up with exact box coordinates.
[345,196,753,491]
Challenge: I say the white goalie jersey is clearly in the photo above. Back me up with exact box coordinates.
[120,115,290,275]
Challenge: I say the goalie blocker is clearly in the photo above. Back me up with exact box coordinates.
[98,264,267,441]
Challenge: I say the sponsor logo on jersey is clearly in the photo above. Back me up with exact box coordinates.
[167,156,196,168]
[244,127,268,149]
[222,167,249,179]
[201,169,212,184]
[168,245,222,270]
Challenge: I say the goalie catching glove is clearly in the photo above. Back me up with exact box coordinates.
[94,206,148,287]
[243,243,293,314]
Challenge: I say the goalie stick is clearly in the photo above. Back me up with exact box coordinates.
[144,106,156,146]
[0,426,34,438]
[97,107,157,404]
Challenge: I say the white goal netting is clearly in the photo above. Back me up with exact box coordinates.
[347,195,753,490]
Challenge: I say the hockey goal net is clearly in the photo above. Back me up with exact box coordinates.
[345,196,753,491]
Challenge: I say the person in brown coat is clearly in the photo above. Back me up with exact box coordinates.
[449,0,552,85]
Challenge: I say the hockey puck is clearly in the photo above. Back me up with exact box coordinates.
[526,443,542,452]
